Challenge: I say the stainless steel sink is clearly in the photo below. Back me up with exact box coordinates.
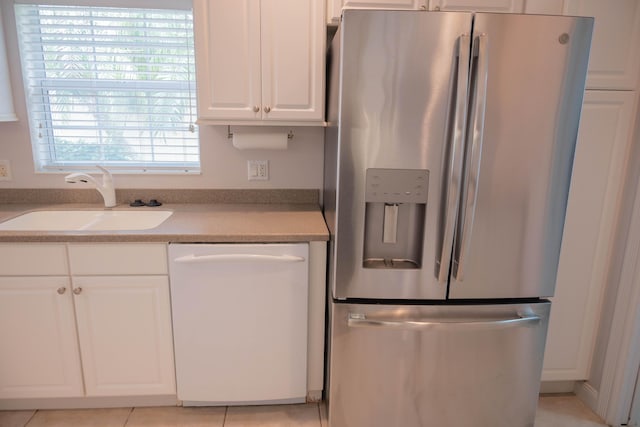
[0,210,173,231]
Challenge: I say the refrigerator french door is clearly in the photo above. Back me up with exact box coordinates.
[323,9,593,427]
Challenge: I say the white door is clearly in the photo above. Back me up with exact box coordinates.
[261,0,324,121]
[194,0,262,120]
[0,277,83,398]
[542,91,637,380]
[72,276,175,396]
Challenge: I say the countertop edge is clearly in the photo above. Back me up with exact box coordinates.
[0,203,330,243]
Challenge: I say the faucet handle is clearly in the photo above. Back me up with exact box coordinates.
[94,165,116,208]
[96,165,114,191]
[96,165,113,179]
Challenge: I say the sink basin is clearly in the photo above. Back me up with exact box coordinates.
[0,210,173,231]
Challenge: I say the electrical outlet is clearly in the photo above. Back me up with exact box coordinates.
[0,160,12,181]
[247,160,269,181]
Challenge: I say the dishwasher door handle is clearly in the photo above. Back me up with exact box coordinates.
[173,253,306,263]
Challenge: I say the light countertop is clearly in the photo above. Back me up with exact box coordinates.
[0,203,329,243]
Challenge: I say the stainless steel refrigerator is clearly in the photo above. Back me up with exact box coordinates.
[323,10,593,427]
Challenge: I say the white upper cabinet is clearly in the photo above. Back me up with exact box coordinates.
[195,0,325,125]
[564,0,640,90]
[524,0,563,15]
[428,0,524,12]
[329,0,526,20]
[0,5,17,122]
[328,1,427,24]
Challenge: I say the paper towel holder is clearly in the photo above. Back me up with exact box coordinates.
[227,125,294,140]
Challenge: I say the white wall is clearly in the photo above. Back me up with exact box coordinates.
[0,0,325,190]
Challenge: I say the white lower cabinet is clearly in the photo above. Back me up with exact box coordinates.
[0,276,83,399]
[72,275,175,397]
[0,243,175,400]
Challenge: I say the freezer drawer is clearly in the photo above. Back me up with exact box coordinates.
[328,301,550,427]
[169,243,309,405]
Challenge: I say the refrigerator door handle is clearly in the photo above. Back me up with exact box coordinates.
[454,33,489,281]
[348,311,541,331]
[437,34,471,283]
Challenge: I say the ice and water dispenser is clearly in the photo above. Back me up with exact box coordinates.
[363,168,429,269]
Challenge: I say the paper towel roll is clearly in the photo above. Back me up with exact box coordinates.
[232,131,288,150]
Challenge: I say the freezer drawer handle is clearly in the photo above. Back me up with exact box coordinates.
[347,312,540,331]
[173,254,306,263]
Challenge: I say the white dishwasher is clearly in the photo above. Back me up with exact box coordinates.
[168,243,309,406]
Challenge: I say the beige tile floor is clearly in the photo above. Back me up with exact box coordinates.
[0,395,608,427]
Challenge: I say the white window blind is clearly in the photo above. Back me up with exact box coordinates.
[15,4,199,173]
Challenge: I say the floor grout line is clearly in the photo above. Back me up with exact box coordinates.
[23,409,37,427]
[222,406,228,427]
[121,407,134,427]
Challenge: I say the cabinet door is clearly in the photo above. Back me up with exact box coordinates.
[261,0,325,121]
[344,0,426,7]
[68,243,168,275]
[564,0,640,89]
[0,277,83,398]
[0,243,68,276]
[328,0,428,24]
[0,5,17,121]
[523,0,563,15]
[194,0,261,120]
[72,276,175,396]
[429,0,524,12]
[542,91,637,381]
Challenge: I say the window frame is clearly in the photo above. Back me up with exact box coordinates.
[15,0,200,175]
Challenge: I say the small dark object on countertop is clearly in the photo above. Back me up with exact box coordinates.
[129,199,146,207]
[146,199,162,207]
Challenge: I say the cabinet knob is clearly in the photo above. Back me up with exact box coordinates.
[263,106,271,113]
[57,287,66,295]
[73,287,83,295]
[253,106,260,113]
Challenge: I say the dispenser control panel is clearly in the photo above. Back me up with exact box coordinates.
[364,168,429,204]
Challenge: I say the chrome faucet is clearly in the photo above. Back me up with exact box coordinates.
[64,165,116,208]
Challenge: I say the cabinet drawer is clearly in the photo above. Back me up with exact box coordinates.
[68,243,167,275]
[0,244,68,276]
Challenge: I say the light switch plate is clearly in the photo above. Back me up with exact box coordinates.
[0,160,12,181]
[247,160,269,181]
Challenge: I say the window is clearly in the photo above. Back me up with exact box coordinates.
[15,4,199,173]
